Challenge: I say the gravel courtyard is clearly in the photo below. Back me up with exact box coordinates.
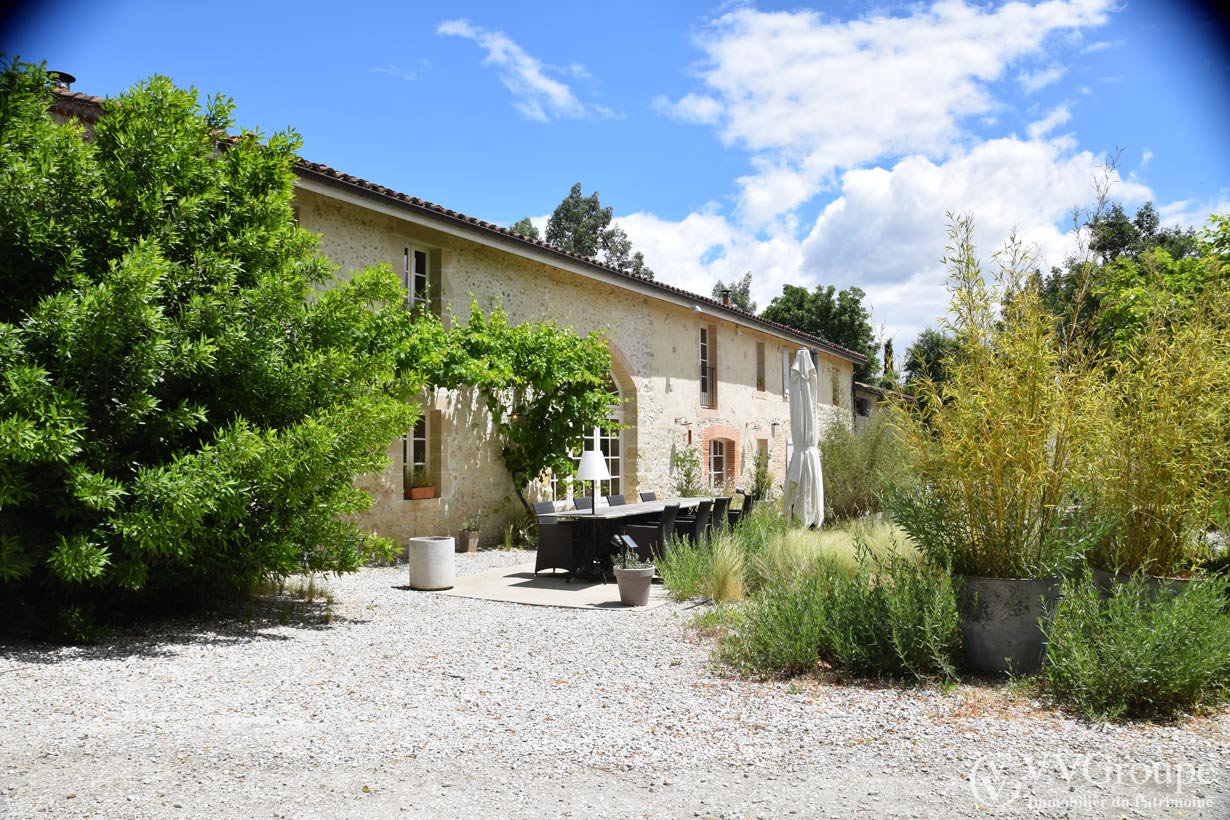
[2,549,1226,820]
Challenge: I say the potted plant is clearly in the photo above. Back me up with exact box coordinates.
[405,465,435,500]
[613,536,655,607]
[457,513,482,553]
[888,218,1094,676]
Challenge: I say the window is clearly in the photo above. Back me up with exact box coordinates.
[552,379,622,499]
[755,342,766,392]
[709,439,729,489]
[584,424,622,498]
[404,246,430,311]
[700,326,716,408]
[781,348,791,400]
[402,416,429,498]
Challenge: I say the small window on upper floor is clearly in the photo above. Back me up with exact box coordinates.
[755,342,766,392]
[404,246,430,312]
[700,325,717,409]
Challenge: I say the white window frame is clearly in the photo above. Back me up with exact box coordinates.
[552,380,623,499]
[709,439,727,489]
[404,246,430,311]
[403,415,429,494]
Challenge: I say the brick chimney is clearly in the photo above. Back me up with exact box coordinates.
[720,289,732,307]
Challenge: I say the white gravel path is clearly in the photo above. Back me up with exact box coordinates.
[1,549,1226,820]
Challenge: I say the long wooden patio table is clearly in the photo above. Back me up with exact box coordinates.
[535,497,713,580]
[535,496,712,523]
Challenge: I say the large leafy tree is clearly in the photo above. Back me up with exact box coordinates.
[1040,200,1206,351]
[761,284,879,381]
[0,62,429,636]
[544,182,654,279]
[903,328,959,393]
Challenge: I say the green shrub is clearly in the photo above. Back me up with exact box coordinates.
[718,539,959,682]
[670,444,705,497]
[656,536,711,600]
[751,446,774,500]
[889,215,1096,578]
[1041,572,1230,720]
[706,533,745,603]
[1078,273,1230,576]
[0,63,426,636]
[817,547,960,681]
[717,573,829,678]
[819,410,908,521]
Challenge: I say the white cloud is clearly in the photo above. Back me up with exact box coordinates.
[1081,39,1121,53]
[1027,104,1071,139]
[437,19,607,122]
[617,211,805,311]
[1017,64,1067,93]
[657,0,1114,226]
[1157,192,1230,231]
[372,64,419,82]
[798,137,1152,345]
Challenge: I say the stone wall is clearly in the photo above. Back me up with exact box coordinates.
[295,187,856,547]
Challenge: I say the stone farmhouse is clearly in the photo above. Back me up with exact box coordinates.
[51,84,866,546]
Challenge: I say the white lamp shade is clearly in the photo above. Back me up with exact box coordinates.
[576,449,611,481]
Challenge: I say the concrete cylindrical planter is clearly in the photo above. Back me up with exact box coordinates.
[614,567,655,607]
[408,536,455,590]
[1091,567,1191,599]
[957,576,1061,676]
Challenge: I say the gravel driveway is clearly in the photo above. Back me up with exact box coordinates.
[2,549,1227,819]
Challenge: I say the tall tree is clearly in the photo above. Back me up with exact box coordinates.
[0,63,430,637]
[761,284,879,381]
[712,272,756,312]
[1041,201,1206,352]
[544,182,655,279]
[902,328,958,392]
[509,217,540,241]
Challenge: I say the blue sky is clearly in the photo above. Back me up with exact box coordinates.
[5,0,1228,355]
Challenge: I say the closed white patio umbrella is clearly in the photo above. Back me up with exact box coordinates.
[782,348,824,528]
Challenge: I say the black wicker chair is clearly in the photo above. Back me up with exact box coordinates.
[674,500,713,547]
[729,493,755,528]
[639,491,657,502]
[606,494,626,506]
[710,496,732,537]
[623,504,679,561]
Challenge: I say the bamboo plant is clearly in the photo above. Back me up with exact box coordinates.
[1078,257,1230,576]
[888,214,1096,578]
